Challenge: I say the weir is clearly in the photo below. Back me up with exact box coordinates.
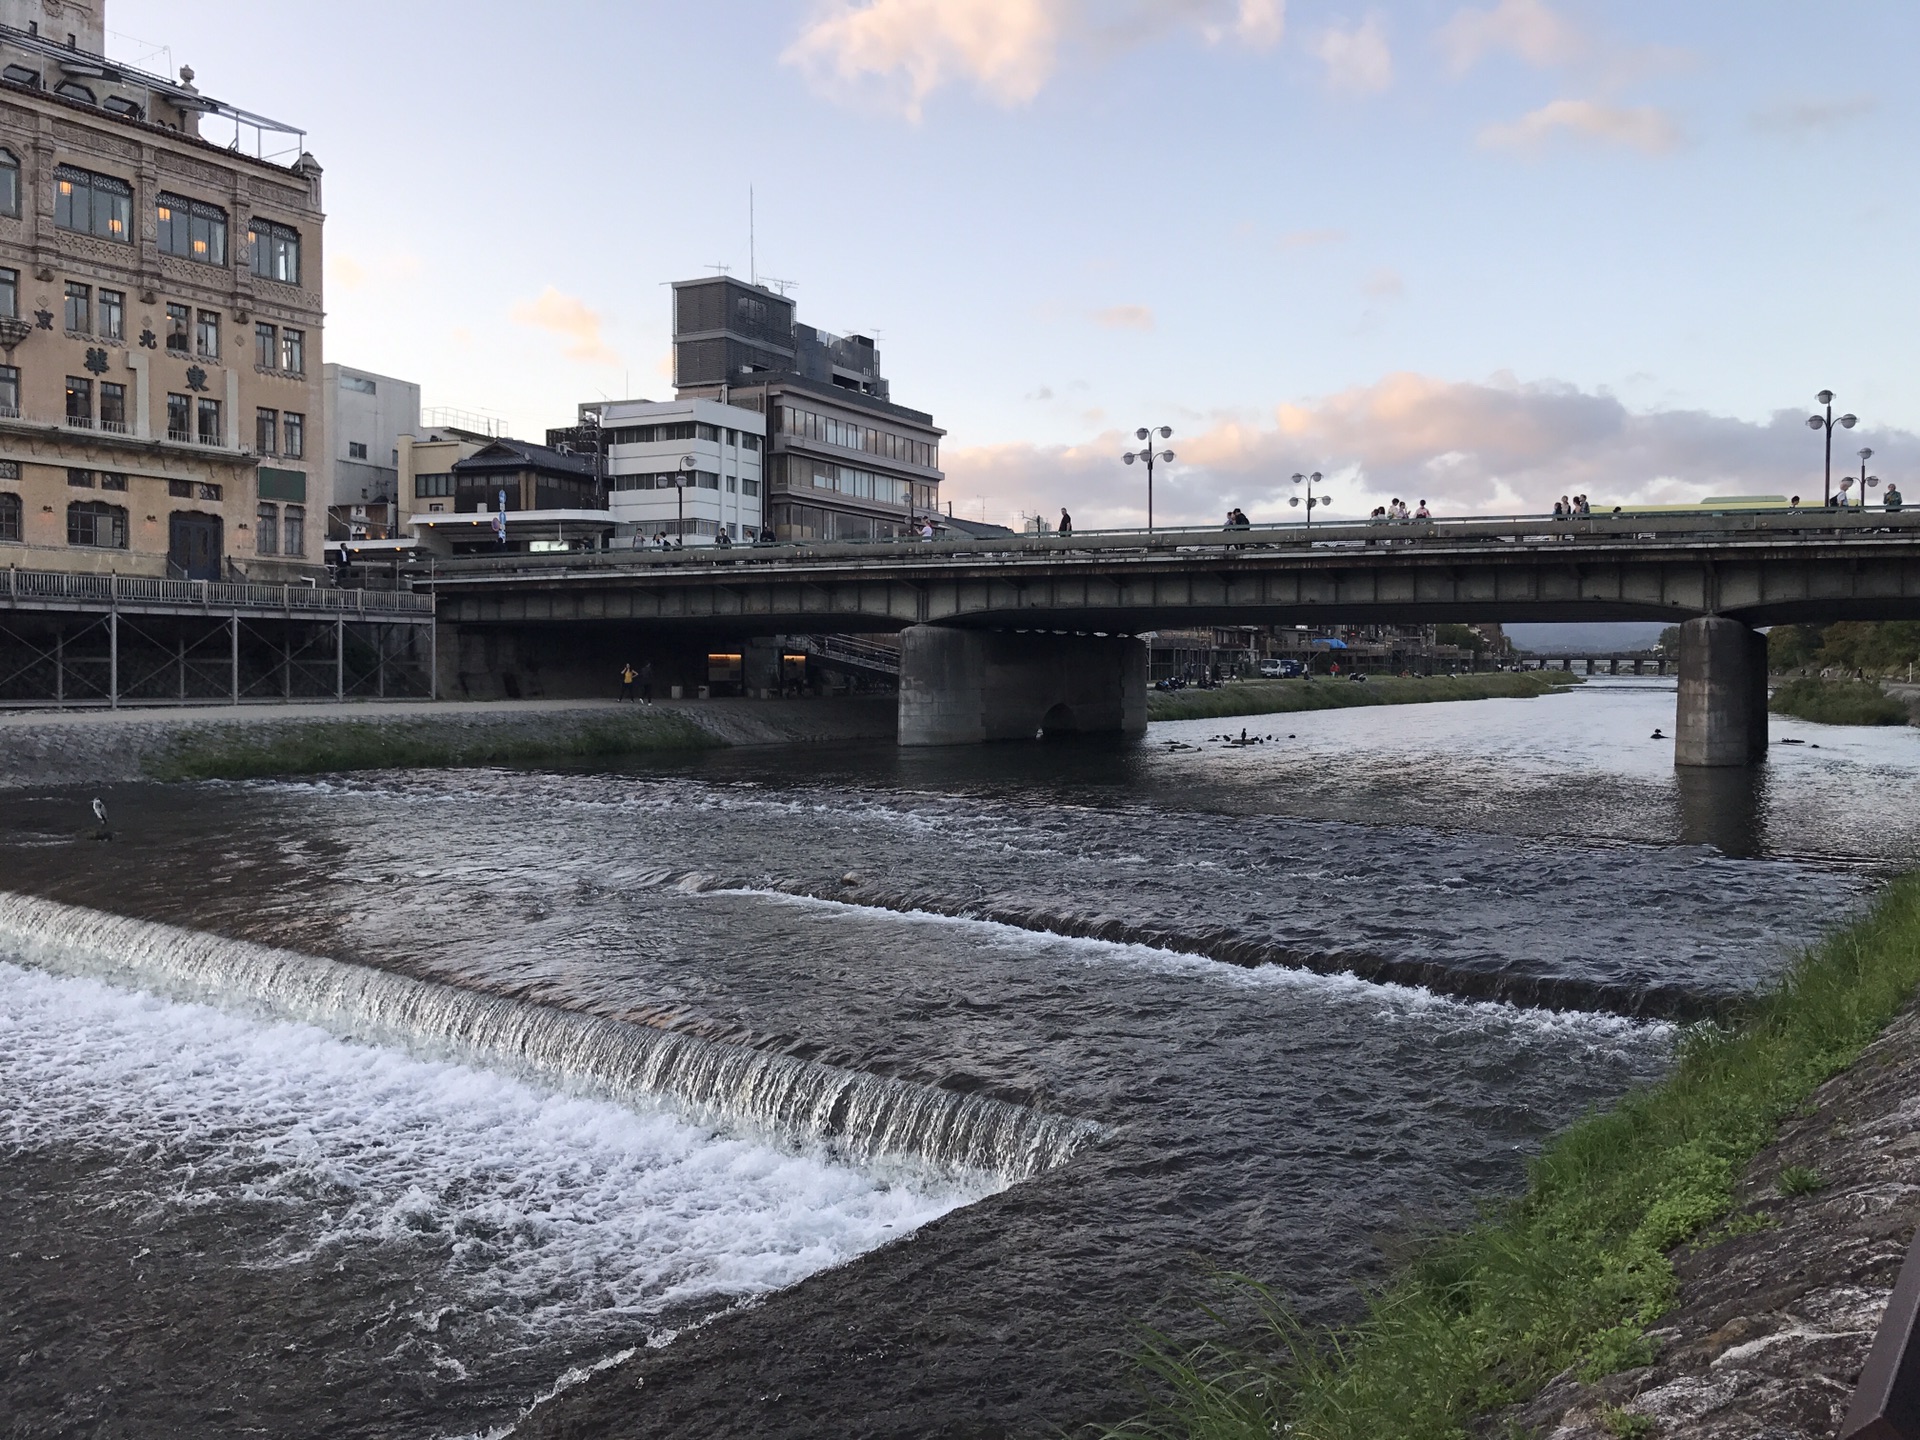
[0,891,1098,1181]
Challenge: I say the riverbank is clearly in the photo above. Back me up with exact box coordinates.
[1770,676,1911,727]
[1109,873,1920,1440]
[0,696,898,787]
[1146,670,1578,723]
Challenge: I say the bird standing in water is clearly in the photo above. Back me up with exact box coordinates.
[90,797,111,841]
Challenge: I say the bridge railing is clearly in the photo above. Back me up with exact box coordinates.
[427,505,1920,583]
[4,566,434,617]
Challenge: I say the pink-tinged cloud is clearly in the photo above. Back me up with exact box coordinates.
[1312,14,1393,95]
[784,0,1286,118]
[510,287,621,367]
[1092,304,1155,331]
[940,372,1917,531]
[1439,0,1585,74]
[1479,99,1680,154]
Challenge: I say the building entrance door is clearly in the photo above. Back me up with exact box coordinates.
[168,511,223,580]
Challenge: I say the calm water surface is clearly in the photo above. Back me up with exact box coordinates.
[3,677,1917,1438]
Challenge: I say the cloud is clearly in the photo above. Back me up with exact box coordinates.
[1277,226,1347,250]
[783,0,1284,118]
[1752,96,1877,136]
[1479,99,1680,154]
[509,287,620,367]
[1363,266,1404,299]
[1438,0,1584,73]
[1312,14,1392,95]
[1092,304,1155,331]
[939,371,1913,530]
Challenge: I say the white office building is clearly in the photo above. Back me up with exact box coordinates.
[595,398,765,543]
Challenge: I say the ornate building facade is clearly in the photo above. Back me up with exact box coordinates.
[0,0,325,580]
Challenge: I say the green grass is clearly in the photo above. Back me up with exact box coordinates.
[1146,671,1577,723]
[144,710,721,781]
[1769,676,1910,727]
[1102,872,1920,1440]
[1777,1165,1826,1196]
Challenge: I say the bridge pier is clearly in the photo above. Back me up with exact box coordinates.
[897,626,1147,746]
[1675,617,1768,767]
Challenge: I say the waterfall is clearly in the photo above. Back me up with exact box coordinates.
[0,891,1100,1182]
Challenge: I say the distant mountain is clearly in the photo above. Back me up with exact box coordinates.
[1506,622,1669,654]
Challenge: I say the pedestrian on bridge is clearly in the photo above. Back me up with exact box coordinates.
[1059,509,1073,537]
[1886,484,1904,513]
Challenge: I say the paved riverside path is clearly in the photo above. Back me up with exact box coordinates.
[0,695,897,788]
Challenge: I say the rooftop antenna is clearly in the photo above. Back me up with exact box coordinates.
[761,275,797,297]
[705,262,731,277]
[750,186,756,288]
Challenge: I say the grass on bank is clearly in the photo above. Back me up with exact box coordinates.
[1145,671,1577,723]
[1769,676,1911,727]
[144,710,720,781]
[1104,872,1920,1440]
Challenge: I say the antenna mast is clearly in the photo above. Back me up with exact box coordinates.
[750,186,756,288]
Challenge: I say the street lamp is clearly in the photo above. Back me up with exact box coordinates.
[675,454,697,544]
[1123,426,1174,532]
[1806,389,1858,506]
[1841,447,1881,511]
[1288,472,1333,529]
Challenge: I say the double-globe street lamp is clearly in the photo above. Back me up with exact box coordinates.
[672,453,698,543]
[1841,447,1880,509]
[1807,390,1858,506]
[1123,426,1174,532]
[1289,471,1333,529]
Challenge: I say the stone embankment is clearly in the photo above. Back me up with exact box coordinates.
[1498,1002,1920,1439]
[0,696,897,788]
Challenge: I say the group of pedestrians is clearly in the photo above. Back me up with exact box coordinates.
[1367,499,1431,521]
[618,661,654,703]
[1552,494,1594,520]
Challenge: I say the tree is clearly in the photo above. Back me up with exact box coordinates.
[1435,623,1488,654]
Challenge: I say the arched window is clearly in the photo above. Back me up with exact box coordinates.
[0,490,20,543]
[0,148,18,219]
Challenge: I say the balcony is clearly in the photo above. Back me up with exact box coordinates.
[0,409,248,458]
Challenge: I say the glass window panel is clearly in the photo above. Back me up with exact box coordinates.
[280,329,304,373]
[166,393,190,440]
[282,412,304,458]
[283,505,305,556]
[99,382,125,431]
[98,289,123,340]
[255,408,277,455]
[0,365,19,416]
[255,322,276,369]
[0,268,15,320]
[255,502,278,554]
[196,397,221,445]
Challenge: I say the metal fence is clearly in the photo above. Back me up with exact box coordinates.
[3,566,434,617]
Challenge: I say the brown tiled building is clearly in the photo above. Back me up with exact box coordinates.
[0,0,324,580]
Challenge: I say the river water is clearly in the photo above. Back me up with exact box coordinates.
[2,677,1914,1438]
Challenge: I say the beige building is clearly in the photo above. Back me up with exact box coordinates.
[0,0,325,580]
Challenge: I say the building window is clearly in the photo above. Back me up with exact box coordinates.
[0,364,17,417]
[280,328,304,374]
[156,193,228,266]
[53,166,131,242]
[99,472,126,491]
[54,80,94,105]
[167,479,192,497]
[196,397,221,446]
[197,482,222,501]
[0,268,15,321]
[100,381,125,432]
[282,411,304,458]
[249,221,300,285]
[741,477,760,497]
[0,491,18,543]
[64,376,91,427]
[741,433,761,452]
[165,303,189,354]
[255,408,277,455]
[0,148,17,218]
[196,310,219,359]
[67,467,93,487]
[63,282,89,334]
[282,504,305,556]
[348,441,366,459]
[255,501,278,554]
[98,289,123,341]
[414,472,454,498]
[166,393,190,441]
[0,65,37,90]
[254,322,276,369]
[101,96,143,122]
[67,500,127,548]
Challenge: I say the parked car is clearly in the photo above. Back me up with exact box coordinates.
[1258,658,1304,678]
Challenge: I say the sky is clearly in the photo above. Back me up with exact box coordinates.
[109,0,1920,531]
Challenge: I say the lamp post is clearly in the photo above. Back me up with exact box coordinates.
[1806,390,1858,506]
[1841,447,1881,511]
[675,454,697,543]
[1288,471,1332,529]
[1123,426,1174,532]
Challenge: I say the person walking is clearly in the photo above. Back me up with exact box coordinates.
[1058,508,1073,537]
[619,663,637,702]
[1415,499,1431,519]
[638,661,654,703]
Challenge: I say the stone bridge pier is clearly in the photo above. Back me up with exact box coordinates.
[1675,616,1769,767]
[897,626,1147,746]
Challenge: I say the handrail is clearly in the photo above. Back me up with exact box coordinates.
[427,506,1920,585]
[0,564,433,615]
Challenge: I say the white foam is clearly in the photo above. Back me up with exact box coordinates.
[0,959,983,1356]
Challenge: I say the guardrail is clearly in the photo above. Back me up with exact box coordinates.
[427,506,1920,584]
[3,566,434,617]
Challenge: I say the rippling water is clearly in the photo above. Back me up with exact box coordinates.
[2,677,1915,1437]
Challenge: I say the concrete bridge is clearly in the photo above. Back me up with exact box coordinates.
[427,509,1920,763]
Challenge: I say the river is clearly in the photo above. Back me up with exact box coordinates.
[1,676,1912,1438]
